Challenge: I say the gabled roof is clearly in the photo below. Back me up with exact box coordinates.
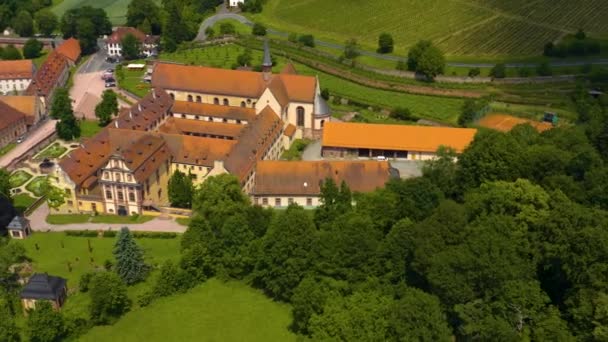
[171,101,255,121]
[55,38,81,63]
[0,99,26,131]
[159,117,244,139]
[107,27,159,45]
[280,63,297,75]
[224,106,283,182]
[7,216,28,230]
[21,273,67,300]
[113,88,173,131]
[152,63,317,104]
[0,59,34,80]
[59,128,111,187]
[1,96,37,117]
[322,122,477,153]
[252,160,393,196]
[162,133,236,167]
[25,51,68,97]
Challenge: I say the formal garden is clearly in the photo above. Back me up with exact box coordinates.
[33,142,68,161]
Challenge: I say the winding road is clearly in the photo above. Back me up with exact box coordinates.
[196,12,608,69]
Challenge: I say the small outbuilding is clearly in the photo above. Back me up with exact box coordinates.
[7,215,31,239]
[21,273,68,312]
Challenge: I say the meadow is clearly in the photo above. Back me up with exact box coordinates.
[51,0,160,25]
[250,0,608,58]
[81,279,297,342]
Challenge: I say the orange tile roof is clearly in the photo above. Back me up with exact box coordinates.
[59,128,111,187]
[477,114,554,133]
[0,100,26,131]
[162,133,236,167]
[0,59,34,80]
[1,96,37,125]
[253,160,393,196]
[284,124,296,138]
[280,63,297,75]
[171,101,255,121]
[322,122,477,153]
[114,89,173,131]
[25,51,68,97]
[55,38,81,63]
[159,117,244,138]
[152,63,316,103]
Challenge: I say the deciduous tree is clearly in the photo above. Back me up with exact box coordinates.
[127,0,162,35]
[407,40,445,79]
[35,9,57,37]
[94,90,119,126]
[377,33,394,53]
[89,272,131,324]
[23,38,43,59]
[168,170,194,208]
[13,10,33,37]
[26,301,67,342]
[120,33,141,60]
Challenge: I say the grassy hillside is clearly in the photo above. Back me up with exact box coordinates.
[81,279,297,342]
[51,0,160,25]
[250,0,608,58]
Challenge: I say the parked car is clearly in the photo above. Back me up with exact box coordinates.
[106,68,114,73]
[105,80,116,88]
[376,156,387,161]
[16,136,24,143]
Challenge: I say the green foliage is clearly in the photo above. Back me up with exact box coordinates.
[251,23,267,36]
[0,304,19,342]
[89,272,131,324]
[468,67,480,77]
[315,178,352,227]
[13,10,33,37]
[458,97,489,126]
[236,48,253,67]
[343,38,359,60]
[120,33,141,60]
[281,138,311,161]
[254,205,317,300]
[41,177,67,209]
[23,38,43,59]
[192,174,249,229]
[79,272,94,292]
[113,227,149,285]
[60,6,111,54]
[35,9,57,36]
[298,34,315,47]
[537,61,553,76]
[377,32,394,53]
[127,0,161,35]
[407,40,445,79]
[168,170,194,209]
[26,301,67,342]
[95,90,119,126]
[0,168,11,202]
[2,45,22,60]
[389,287,452,341]
[219,22,236,35]
[239,0,264,13]
[389,107,413,121]
[490,63,507,78]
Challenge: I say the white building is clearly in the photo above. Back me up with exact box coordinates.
[0,60,35,95]
[105,27,159,58]
[229,0,245,7]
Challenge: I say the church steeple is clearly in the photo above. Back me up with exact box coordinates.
[262,40,272,74]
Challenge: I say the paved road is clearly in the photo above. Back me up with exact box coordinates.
[79,40,113,74]
[0,120,57,168]
[28,203,187,233]
[196,12,608,68]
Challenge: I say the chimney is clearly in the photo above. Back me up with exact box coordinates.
[152,91,157,99]
[213,160,225,171]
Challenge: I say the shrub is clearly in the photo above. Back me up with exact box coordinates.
[288,33,298,43]
[468,68,480,77]
[390,107,413,121]
[102,230,117,238]
[537,62,553,76]
[79,272,94,292]
[298,34,315,48]
[490,63,506,79]
[219,22,235,35]
[205,27,215,39]
[377,33,394,54]
[396,60,407,71]
[252,23,267,36]
[321,88,330,100]
[65,230,98,237]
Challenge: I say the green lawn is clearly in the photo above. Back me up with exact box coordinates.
[46,214,90,224]
[249,0,608,58]
[25,176,47,197]
[20,232,180,286]
[9,170,33,188]
[34,142,68,161]
[117,63,150,98]
[13,193,37,213]
[51,0,161,25]
[159,44,287,72]
[80,120,104,138]
[90,215,155,224]
[210,19,252,37]
[0,143,16,156]
[175,217,191,226]
[81,279,297,342]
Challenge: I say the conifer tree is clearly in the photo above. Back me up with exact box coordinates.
[113,227,149,285]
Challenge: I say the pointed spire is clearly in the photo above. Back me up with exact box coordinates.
[262,39,272,72]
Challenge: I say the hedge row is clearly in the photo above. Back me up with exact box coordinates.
[64,230,178,239]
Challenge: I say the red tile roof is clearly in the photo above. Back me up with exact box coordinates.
[107,27,159,45]
[159,117,244,138]
[0,100,26,131]
[171,101,255,121]
[55,38,81,63]
[0,60,34,80]
[252,160,392,196]
[25,51,68,97]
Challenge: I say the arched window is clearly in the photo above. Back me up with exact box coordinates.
[320,119,325,128]
[223,98,229,106]
[296,106,305,127]
[187,95,193,102]
[240,101,246,107]
[169,93,175,100]
[213,98,219,105]
[196,96,202,103]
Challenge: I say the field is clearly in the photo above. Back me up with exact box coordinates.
[80,120,104,138]
[250,0,608,57]
[477,113,554,132]
[81,279,297,342]
[51,0,160,25]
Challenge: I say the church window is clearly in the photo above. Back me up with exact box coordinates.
[296,107,305,126]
